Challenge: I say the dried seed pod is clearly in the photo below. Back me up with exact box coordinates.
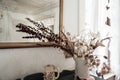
[88,54,94,59]
[96,41,105,47]
[84,53,89,58]
[103,56,108,59]
[96,62,100,67]
[66,32,70,36]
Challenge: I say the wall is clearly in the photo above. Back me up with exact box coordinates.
[63,0,78,35]
[63,0,86,35]
[0,48,74,80]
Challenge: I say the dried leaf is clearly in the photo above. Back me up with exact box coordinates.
[96,42,105,47]
[64,51,72,58]
[66,32,70,36]
[96,62,100,66]
[105,17,111,26]
[106,5,110,10]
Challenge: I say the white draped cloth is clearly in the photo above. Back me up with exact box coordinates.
[84,0,120,79]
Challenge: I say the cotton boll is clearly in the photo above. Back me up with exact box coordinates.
[90,40,96,46]
[83,46,88,53]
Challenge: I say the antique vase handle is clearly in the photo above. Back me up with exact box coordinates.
[55,67,60,79]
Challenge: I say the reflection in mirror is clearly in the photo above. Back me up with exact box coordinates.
[0,0,60,42]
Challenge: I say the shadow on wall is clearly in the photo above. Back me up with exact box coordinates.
[0,47,75,80]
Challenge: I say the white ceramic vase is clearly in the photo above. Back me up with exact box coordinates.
[74,57,89,80]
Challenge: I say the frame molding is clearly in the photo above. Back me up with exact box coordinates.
[0,42,57,49]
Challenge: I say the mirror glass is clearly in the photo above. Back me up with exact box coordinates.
[0,0,60,42]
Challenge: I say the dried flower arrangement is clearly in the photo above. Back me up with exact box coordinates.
[16,18,111,79]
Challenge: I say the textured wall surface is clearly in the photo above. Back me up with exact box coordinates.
[0,47,74,80]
